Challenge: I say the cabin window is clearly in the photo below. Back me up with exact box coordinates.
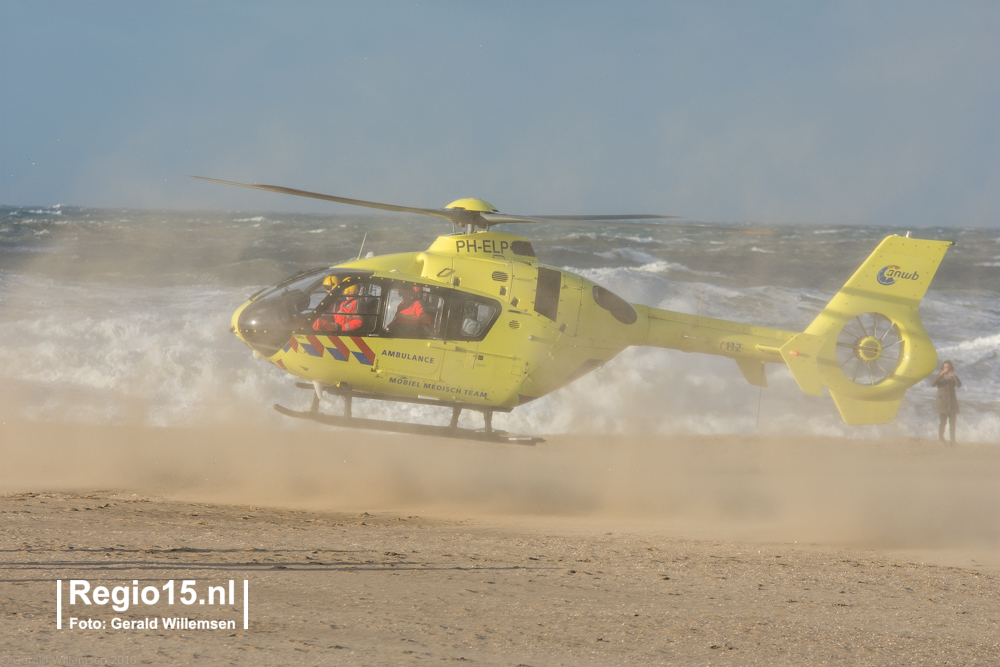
[510,240,536,257]
[460,301,497,338]
[445,296,501,341]
[534,267,561,321]
[383,285,445,339]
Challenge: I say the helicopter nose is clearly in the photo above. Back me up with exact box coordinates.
[232,298,294,357]
[230,304,249,343]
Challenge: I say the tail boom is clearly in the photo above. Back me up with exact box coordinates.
[633,235,952,425]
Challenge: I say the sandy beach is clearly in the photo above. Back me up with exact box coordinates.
[2,420,999,665]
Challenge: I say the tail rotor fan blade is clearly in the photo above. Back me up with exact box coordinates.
[836,312,903,386]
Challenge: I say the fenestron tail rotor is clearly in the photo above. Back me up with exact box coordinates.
[189,176,772,235]
[835,312,903,386]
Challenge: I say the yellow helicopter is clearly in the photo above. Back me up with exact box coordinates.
[193,176,952,444]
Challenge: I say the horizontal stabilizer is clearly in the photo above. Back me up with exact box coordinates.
[828,391,903,425]
[734,358,767,387]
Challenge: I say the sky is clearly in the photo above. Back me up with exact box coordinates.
[2,1,998,227]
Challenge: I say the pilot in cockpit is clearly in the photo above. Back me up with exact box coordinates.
[313,277,364,332]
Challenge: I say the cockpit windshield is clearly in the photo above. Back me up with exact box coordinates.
[237,269,501,356]
[249,268,329,305]
[236,269,374,355]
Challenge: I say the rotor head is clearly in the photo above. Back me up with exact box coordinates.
[445,198,498,213]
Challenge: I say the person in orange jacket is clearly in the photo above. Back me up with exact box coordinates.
[313,282,363,332]
[390,286,433,334]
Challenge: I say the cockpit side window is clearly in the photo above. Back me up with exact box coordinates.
[285,275,502,342]
[310,282,382,334]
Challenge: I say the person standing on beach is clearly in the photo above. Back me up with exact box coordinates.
[931,360,962,444]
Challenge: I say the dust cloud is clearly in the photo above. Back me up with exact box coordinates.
[2,418,998,565]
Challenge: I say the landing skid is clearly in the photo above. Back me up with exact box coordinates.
[273,382,542,445]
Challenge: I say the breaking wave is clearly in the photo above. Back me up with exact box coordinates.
[0,206,997,441]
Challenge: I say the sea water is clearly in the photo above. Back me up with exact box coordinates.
[1,206,997,441]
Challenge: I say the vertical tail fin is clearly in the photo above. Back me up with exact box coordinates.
[781,236,953,424]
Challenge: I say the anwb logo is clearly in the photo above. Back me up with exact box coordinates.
[877,265,919,286]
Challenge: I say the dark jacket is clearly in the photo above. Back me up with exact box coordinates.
[931,373,962,415]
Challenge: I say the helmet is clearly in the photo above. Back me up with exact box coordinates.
[323,275,340,289]
[343,284,360,296]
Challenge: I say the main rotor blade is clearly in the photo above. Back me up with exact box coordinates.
[652,224,774,235]
[479,213,680,224]
[190,175,772,234]
[481,212,773,234]
[188,176,474,225]
[531,214,681,220]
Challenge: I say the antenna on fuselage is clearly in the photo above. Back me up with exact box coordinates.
[356,232,368,260]
[756,371,765,433]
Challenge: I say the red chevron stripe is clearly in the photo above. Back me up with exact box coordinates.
[306,335,325,357]
[327,335,351,360]
[351,336,375,364]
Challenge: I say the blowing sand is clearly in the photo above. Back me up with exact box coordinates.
[2,419,999,665]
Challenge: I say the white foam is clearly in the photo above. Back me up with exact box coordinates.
[939,332,1000,358]
[594,247,662,263]
[2,226,998,441]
